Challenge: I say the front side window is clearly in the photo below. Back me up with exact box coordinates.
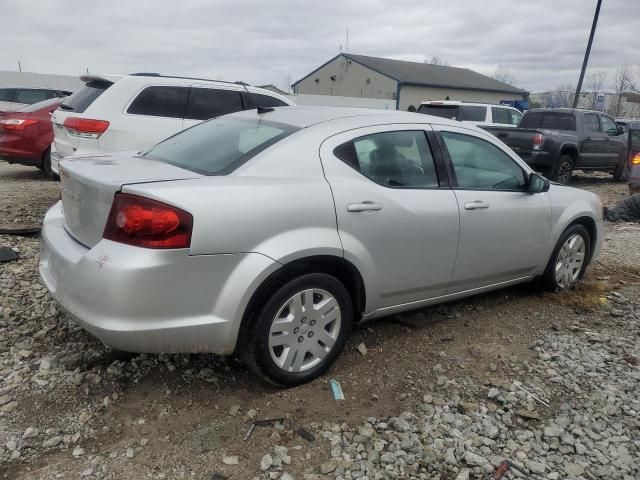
[250,93,289,108]
[584,114,600,133]
[334,130,439,188]
[509,109,522,125]
[127,86,190,118]
[184,88,244,120]
[491,107,510,125]
[143,117,298,175]
[600,116,618,135]
[441,131,527,191]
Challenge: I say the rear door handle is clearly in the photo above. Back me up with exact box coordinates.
[347,201,383,212]
[464,201,490,210]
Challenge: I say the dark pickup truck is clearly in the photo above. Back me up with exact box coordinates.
[483,108,627,184]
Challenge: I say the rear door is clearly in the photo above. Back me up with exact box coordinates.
[182,85,246,129]
[320,124,460,313]
[580,113,606,166]
[434,125,551,292]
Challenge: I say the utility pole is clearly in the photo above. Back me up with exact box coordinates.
[573,0,602,108]
[18,60,22,72]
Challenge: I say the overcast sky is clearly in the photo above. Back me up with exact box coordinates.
[2,0,638,92]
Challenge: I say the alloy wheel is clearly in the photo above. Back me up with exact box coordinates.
[557,161,572,184]
[555,233,586,289]
[268,288,341,373]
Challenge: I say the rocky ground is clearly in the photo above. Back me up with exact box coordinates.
[0,162,638,480]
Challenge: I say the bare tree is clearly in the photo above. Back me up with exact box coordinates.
[551,85,575,108]
[585,71,607,109]
[424,56,449,66]
[609,64,634,117]
[492,65,517,86]
[281,73,293,94]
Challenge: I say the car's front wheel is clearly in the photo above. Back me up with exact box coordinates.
[542,224,591,291]
[241,273,353,386]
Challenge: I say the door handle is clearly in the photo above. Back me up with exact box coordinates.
[347,201,383,212]
[464,201,490,210]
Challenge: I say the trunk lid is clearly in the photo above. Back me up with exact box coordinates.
[59,152,202,247]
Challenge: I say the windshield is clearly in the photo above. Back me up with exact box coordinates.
[418,104,486,122]
[143,117,299,175]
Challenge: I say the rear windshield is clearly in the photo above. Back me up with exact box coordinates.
[18,98,61,112]
[59,80,111,113]
[520,112,576,131]
[418,104,486,122]
[143,117,299,175]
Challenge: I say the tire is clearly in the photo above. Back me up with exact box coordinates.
[240,273,353,387]
[42,148,58,181]
[542,224,591,292]
[552,155,573,185]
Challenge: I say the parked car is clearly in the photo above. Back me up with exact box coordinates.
[484,108,628,184]
[0,87,70,113]
[615,118,640,132]
[417,101,523,128]
[50,73,295,177]
[40,107,603,386]
[0,98,61,175]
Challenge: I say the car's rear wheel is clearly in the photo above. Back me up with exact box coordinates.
[552,155,573,185]
[42,148,58,181]
[241,273,353,386]
[542,224,591,292]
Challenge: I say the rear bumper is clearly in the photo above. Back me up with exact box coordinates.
[0,134,41,165]
[50,151,62,175]
[39,202,279,354]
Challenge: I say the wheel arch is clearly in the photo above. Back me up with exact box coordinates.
[239,255,366,344]
[558,144,578,164]
[566,215,597,261]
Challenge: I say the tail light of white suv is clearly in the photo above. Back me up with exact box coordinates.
[63,117,110,139]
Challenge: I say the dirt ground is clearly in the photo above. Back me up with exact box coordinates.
[0,162,638,480]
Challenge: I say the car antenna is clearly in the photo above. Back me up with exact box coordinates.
[257,106,275,114]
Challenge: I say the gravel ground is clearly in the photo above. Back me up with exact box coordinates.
[1,162,639,480]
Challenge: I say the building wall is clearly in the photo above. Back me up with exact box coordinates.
[293,55,397,100]
[285,93,395,109]
[0,71,84,92]
[398,84,525,111]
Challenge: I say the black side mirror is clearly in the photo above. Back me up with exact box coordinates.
[606,127,619,136]
[529,173,550,193]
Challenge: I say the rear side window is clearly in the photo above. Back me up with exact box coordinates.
[60,80,111,113]
[250,93,289,108]
[15,89,52,104]
[127,86,189,118]
[520,112,576,131]
[0,88,15,102]
[334,130,439,188]
[143,117,299,175]
[460,106,486,122]
[584,114,600,133]
[184,88,244,120]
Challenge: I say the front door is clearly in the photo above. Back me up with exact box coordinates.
[580,113,607,167]
[434,126,552,292]
[320,125,460,312]
[600,115,627,166]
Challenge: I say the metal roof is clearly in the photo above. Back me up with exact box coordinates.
[293,54,527,95]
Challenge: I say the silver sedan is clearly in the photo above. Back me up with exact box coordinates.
[40,106,604,386]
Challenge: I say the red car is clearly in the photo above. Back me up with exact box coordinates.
[0,98,61,177]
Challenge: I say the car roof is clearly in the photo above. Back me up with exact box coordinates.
[420,100,515,108]
[228,105,463,129]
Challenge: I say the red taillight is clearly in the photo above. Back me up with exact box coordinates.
[103,194,192,249]
[63,117,110,139]
[0,118,39,132]
[533,133,544,150]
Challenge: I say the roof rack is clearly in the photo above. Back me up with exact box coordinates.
[127,72,247,86]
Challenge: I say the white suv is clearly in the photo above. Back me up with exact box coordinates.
[417,101,523,128]
[50,74,294,176]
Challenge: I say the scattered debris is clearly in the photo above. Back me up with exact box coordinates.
[329,379,344,400]
[295,426,315,442]
[0,226,41,236]
[356,342,368,356]
[0,246,18,262]
[512,381,551,408]
[243,418,285,441]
